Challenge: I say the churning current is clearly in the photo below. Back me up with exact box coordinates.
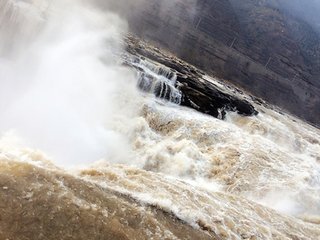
[0,1,319,239]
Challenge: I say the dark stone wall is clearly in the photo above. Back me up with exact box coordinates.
[123,0,320,127]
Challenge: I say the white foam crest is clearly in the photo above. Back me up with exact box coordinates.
[114,93,320,219]
[1,0,320,232]
[79,164,320,239]
[132,57,182,104]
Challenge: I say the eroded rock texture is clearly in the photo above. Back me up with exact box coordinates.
[111,0,320,127]
[125,36,258,119]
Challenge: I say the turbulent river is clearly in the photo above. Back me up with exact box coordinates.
[0,1,320,239]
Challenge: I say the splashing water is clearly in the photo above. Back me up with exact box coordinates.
[0,0,140,167]
[129,56,182,104]
[0,0,320,239]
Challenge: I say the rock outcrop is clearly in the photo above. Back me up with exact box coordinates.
[125,36,258,119]
[114,0,320,127]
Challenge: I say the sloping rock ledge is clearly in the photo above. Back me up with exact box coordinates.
[124,35,258,120]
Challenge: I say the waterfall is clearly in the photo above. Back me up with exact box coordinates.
[129,56,183,104]
[0,1,320,239]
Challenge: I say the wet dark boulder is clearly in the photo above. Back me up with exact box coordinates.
[119,0,320,127]
[125,36,258,120]
[177,75,258,119]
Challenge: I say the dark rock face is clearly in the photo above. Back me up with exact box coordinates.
[178,76,257,118]
[125,36,258,119]
[120,0,320,127]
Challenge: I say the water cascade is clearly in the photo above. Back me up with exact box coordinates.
[129,56,182,104]
[0,1,320,239]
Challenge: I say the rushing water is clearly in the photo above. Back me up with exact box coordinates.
[1,1,320,239]
[134,57,182,105]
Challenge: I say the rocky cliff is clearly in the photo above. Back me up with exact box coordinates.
[124,35,258,120]
[120,0,320,127]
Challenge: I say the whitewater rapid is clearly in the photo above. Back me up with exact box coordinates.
[1,1,320,239]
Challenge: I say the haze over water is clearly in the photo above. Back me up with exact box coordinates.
[0,1,320,239]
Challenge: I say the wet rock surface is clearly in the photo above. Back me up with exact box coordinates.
[125,36,258,119]
[113,0,320,127]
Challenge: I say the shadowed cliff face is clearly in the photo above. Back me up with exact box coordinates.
[122,0,320,127]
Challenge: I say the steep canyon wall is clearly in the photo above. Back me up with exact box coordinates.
[120,0,320,127]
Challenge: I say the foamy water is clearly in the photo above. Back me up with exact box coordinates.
[117,89,320,219]
[1,1,320,239]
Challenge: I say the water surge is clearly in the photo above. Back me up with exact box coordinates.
[0,1,320,239]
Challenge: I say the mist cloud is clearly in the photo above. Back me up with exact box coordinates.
[0,0,140,167]
[275,0,320,32]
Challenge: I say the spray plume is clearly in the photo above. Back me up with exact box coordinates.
[0,0,140,168]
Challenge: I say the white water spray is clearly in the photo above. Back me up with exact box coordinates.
[0,0,140,167]
[1,1,320,239]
